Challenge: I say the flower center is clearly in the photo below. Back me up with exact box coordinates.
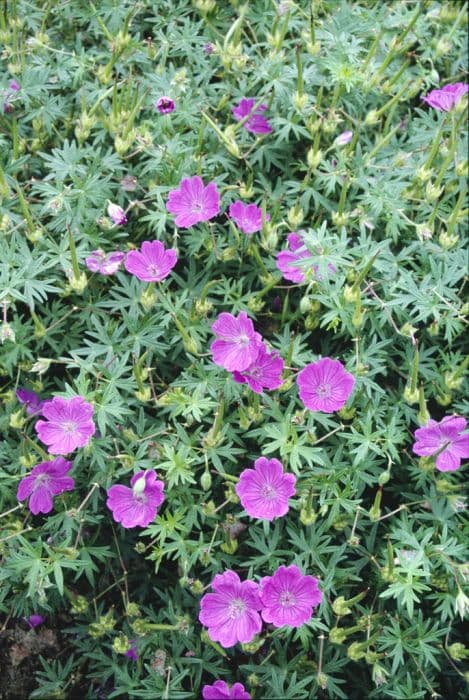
[191,200,204,213]
[279,590,296,608]
[316,383,331,399]
[148,264,161,277]
[34,473,50,489]
[228,598,246,619]
[260,484,277,500]
[238,334,250,346]
[62,421,77,433]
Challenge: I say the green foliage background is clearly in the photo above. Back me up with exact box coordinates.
[0,0,468,698]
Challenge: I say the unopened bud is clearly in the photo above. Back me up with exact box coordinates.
[287,204,304,228]
[439,230,459,249]
[425,181,442,202]
[364,109,379,126]
[200,470,212,491]
[299,508,317,526]
[403,384,419,404]
[293,91,308,110]
[307,148,323,169]
[448,643,469,661]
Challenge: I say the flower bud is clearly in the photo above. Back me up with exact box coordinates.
[126,603,141,617]
[403,384,419,404]
[239,182,254,198]
[416,223,433,241]
[201,500,216,517]
[436,392,452,406]
[293,91,308,110]
[444,370,463,391]
[67,272,88,293]
[332,211,349,227]
[343,285,359,303]
[30,358,51,374]
[247,674,260,687]
[220,538,238,554]
[134,387,152,402]
[304,315,319,330]
[338,406,356,420]
[189,579,205,595]
[70,594,89,614]
[140,287,156,310]
[438,230,459,249]
[329,626,348,644]
[9,410,25,429]
[372,663,388,686]
[200,470,212,491]
[113,635,131,655]
[347,641,367,661]
[455,589,469,620]
[425,181,442,202]
[317,673,328,690]
[287,203,304,228]
[415,166,433,182]
[378,470,390,485]
[0,322,15,344]
[455,159,468,178]
[247,297,264,313]
[241,636,264,653]
[299,508,317,526]
[448,643,469,661]
[364,110,379,126]
[307,148,323,169]
[435,37,452,57]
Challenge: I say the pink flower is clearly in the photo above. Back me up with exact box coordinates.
[35,396,95,455]
[124,240,177,282]
[236,457,296,521]
[9,80,20,92]
[26,614,46,628]
[276,232,310,283]
[422,83,468,111]
[211,311,263,372]
[85,249,125,276]
[202,680,251,699]
[199,570,262,648]
[297,358,355,413]
[166,176,220,228]
[155,96,175,114]
[125,641,139,661]
[412,416,469,472]
[276,232,335,283]
[106,470,165,528]
[232,343,284,394]
[17,458,74,515]
[16,388,44,415]
[107,202,127,226]
[232,98,272,134]
[228,201,270,235]
[335,130,353,145]
[260,565,322,628]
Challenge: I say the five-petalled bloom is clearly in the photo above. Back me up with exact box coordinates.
[199,570,262,648]
[166,175,220,228]
[211,311,263,372]
[202,680,251,700]
[297,358,355,413]
[17,458,74,515]
[26,614,46,628]
[259,564,322,628]
[412,415,469,472]
[16,388,44,415]
[156,96,175,114]
[107,202,127,226]
[232,98,272,134]
[236,457,296,521]
[106,470,165,528]
[228,201,270,235]
[232,343,284,394]
[124,240,177,282]
[85,249,126,276]
[35,396,95,455]
[422,83,468,112]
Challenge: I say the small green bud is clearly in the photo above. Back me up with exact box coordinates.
[220,538,238,554]
[338,405,356,420]
[293,91,308,111]
[201,500,216,517]
[246,296,264,313]
[435,37,452,57]
[444,370,463,391]
[455,159,468,178]
[140,286,156,310]
[378,470,391,485]
[332,211,349,227]
[19,454,36,468]
[126,603,141,617]
[247,673,260,687]
[403,384,419,404]
[428,319,439,336]
[448,643,469,661]
[68,272,88,293]
[415,166,433,182]
[300,296,313,313]
[287,203,304,228]
[113,634,131,655]
[372,663,388,687]
[343,285,359,303]
[304,315,320,330]
[70,594,89,614]
[436,392,452,406]
[418,456,435,472]
[329,627,348,644]
[347,641,367,661]
[9,410,25,429]
[364,109,379,126]
[332,597,352,616]
[221,246,238,261]
[200,470,212,491]
[189,579,205,595]
[299,508,317,526]
[135,387,152,402]
[439,230,459,249]
[425,181,442,203]
[306,148,323,169]
[317,673,328,690]
[241,636,264,653]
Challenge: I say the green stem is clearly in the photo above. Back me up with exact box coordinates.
[67,227,81,280]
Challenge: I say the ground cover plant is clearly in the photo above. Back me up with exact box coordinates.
[0,0,468,698]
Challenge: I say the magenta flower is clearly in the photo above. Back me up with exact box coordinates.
[17,458,74,515]
[297,358,355,413]
[125,641,139,662]
[16,388,44,415]
[199,570,262,648]
[232,343,284,394]
[232,98,272,135]
[202,681,251,700]
[211,311,263,372]
[35,396,95,455]
[236,457,296,521]
[106,470,165,528]
[228,201,270,235]
[422,83,468,111]
[85,249,126,276]
[276,232,310,283]
[166,176,220,228]
[335,130,353,146]
[26,614,46,628]
[124,240,177,282]
[107,202,127,226]
[412,416,469,472]
[155,96,175,114]
[9,80,21,92]
[260,565,322,628]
